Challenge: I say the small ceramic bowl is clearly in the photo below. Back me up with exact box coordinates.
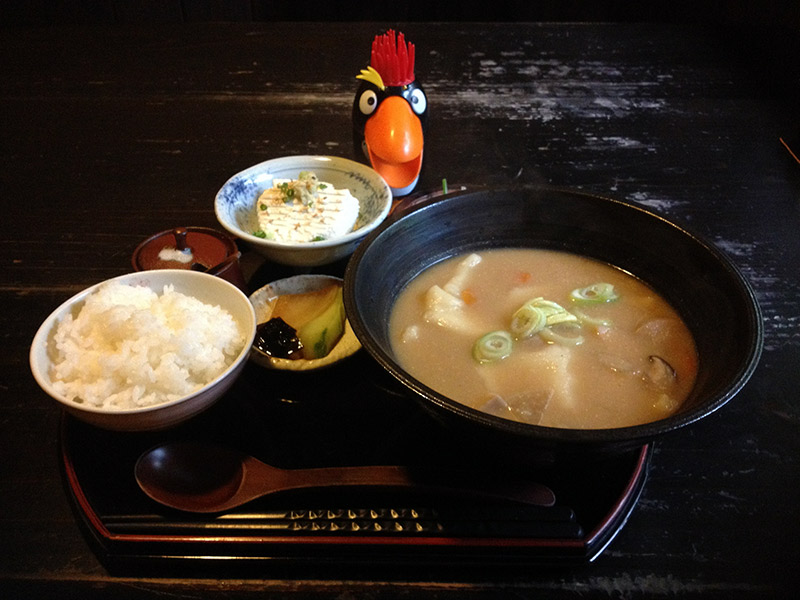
[215,155,392,267]
[249,275,361,371]
[29,270,257,431]
[131,226,248,293]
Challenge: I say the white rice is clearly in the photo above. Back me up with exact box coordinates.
[50,282,246,410]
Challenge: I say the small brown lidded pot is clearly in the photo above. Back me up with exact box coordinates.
[132,227,248,293]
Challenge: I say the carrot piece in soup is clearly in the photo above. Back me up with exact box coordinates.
[461,289,477,305]
[515,271,532,284]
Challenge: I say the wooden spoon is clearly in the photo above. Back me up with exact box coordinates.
[134,441,556,513]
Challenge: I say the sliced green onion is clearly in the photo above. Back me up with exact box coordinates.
[544,310,578,326]
[521,297,577,327]
[539,322,585,346]
[509,296,590,346]
[572,308,612,327]
[510,304,547,338]
[570,282,619,303]
[473,330,513,363]
[527,298,561,311]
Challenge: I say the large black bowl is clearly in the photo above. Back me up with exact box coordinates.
[343,186,763,459]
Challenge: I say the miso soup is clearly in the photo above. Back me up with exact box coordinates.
[389,249,698,429]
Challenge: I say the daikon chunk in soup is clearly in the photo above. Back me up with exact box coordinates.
[389,249,698,429]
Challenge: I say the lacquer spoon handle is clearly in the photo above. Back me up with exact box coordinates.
[244,459,556,507]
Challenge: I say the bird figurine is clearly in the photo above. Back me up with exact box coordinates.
[353,30,428,196]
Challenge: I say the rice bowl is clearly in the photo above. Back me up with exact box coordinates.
[30,270,257,431]
[50,281,246,410]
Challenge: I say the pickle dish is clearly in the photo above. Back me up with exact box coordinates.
[249,274,361,371]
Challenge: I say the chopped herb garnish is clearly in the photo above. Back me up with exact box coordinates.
[273,171,322,206]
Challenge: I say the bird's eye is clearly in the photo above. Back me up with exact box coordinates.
[358,90,378,115]
[408,88,427,115]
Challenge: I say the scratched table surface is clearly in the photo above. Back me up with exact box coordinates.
[1,21,798,599]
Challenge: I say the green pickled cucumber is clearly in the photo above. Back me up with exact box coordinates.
[296,286,345,359]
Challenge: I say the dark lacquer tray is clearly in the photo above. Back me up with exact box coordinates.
[60,344,651,576]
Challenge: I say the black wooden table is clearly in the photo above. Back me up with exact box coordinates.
[1,21,798,598]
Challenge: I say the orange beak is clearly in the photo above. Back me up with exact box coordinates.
[363,95,424,194]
